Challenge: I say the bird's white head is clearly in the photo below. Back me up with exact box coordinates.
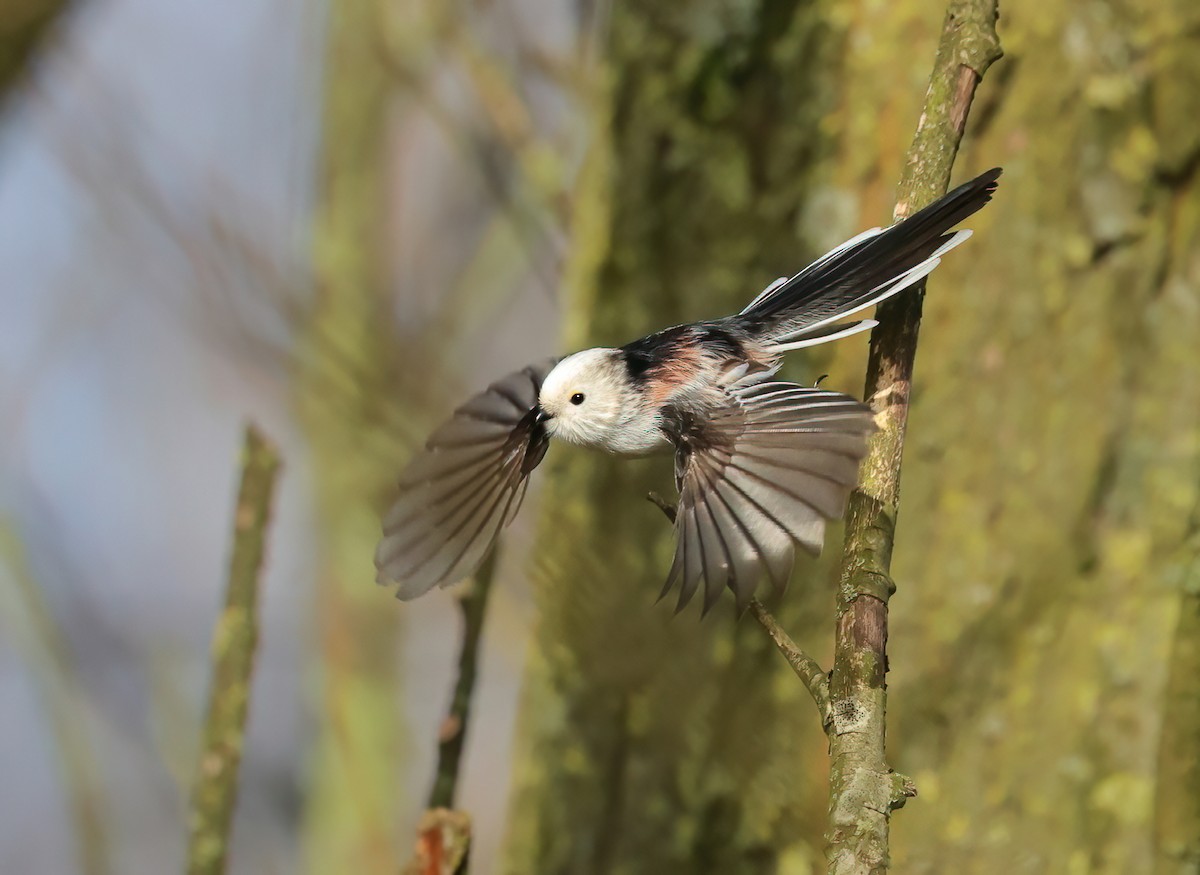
[537,348,631,449]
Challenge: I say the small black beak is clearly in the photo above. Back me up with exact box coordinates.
[533,408,553,426]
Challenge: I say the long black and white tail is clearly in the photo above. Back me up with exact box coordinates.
[733,167,1001,351]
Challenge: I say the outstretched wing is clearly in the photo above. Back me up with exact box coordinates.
[375,359,557,599]
[662,382,876,615]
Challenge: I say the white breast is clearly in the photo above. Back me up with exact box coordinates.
[604,414,672,456]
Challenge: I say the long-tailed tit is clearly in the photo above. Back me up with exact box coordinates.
[376,167,1001,613]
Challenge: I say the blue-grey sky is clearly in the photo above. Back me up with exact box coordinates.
[0,1,582,872]
[1,2,323,872]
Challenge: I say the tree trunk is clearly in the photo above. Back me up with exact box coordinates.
[298,2,407,871]
[872,0,1200,869]
[508,0,1200,871]
[506,3,846,871]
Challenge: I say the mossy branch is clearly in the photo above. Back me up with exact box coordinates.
[825,1,1002,872]
[746,598,833,727]
[185,425,281,875]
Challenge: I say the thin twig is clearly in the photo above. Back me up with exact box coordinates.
[646,491,678,524]
[646,493,832,721]
[747,599,833,727]
[185,425,281,875]
[427,550,498,809]
[825,1,1002,872]
[409,552,496,872]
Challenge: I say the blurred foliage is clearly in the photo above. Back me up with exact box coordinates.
[297,1,407,871]
[0,0,68,100]
[0,522,109,875]
[504,0,1200,873]
[298,0,579,870]
[507,2,846,872]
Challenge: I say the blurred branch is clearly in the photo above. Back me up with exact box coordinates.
[428,550,498,809]
[747,599,832,728]
[42,71,429,464]
[0,525,110,875]
[646,492,832,723]
[0,0,69,101]
[826,1,1002,871]
[185,425,281,875]
[410,531,500,873]
[373,7,569,296]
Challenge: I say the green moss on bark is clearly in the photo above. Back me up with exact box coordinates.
[507,3,846,872]
[507,0,1200,870]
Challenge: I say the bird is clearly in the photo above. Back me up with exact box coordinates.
[376,167,1001,615]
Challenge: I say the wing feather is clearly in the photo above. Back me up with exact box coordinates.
[734,168,1000,348]
[665,381,875,613]
[375,360,557,599]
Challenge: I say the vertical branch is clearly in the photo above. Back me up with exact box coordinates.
[825,1,1002,872]
[427,550,498,810]
[186,425,281,875]
[405,550,498,874]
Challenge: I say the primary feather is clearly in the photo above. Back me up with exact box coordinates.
[374,360,556,599]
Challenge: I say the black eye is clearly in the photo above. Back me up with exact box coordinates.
[570,392,585,405]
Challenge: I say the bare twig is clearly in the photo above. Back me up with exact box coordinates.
[645,491,678,524]
[185,425,281,875]
[427,550,498,809]
[413,524,500,869]
[747,599,833,727]
[825,1,1002,872]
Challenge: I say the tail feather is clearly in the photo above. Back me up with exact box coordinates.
[736,167,1001,347]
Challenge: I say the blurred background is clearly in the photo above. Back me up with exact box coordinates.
[2,1,1198,874]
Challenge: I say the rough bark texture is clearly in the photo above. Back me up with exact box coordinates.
[1156,584,1200,873]
[879,0,1200,869]
[186,426,281,875]
[826,3,1001,871]
[508,0,1200,871]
